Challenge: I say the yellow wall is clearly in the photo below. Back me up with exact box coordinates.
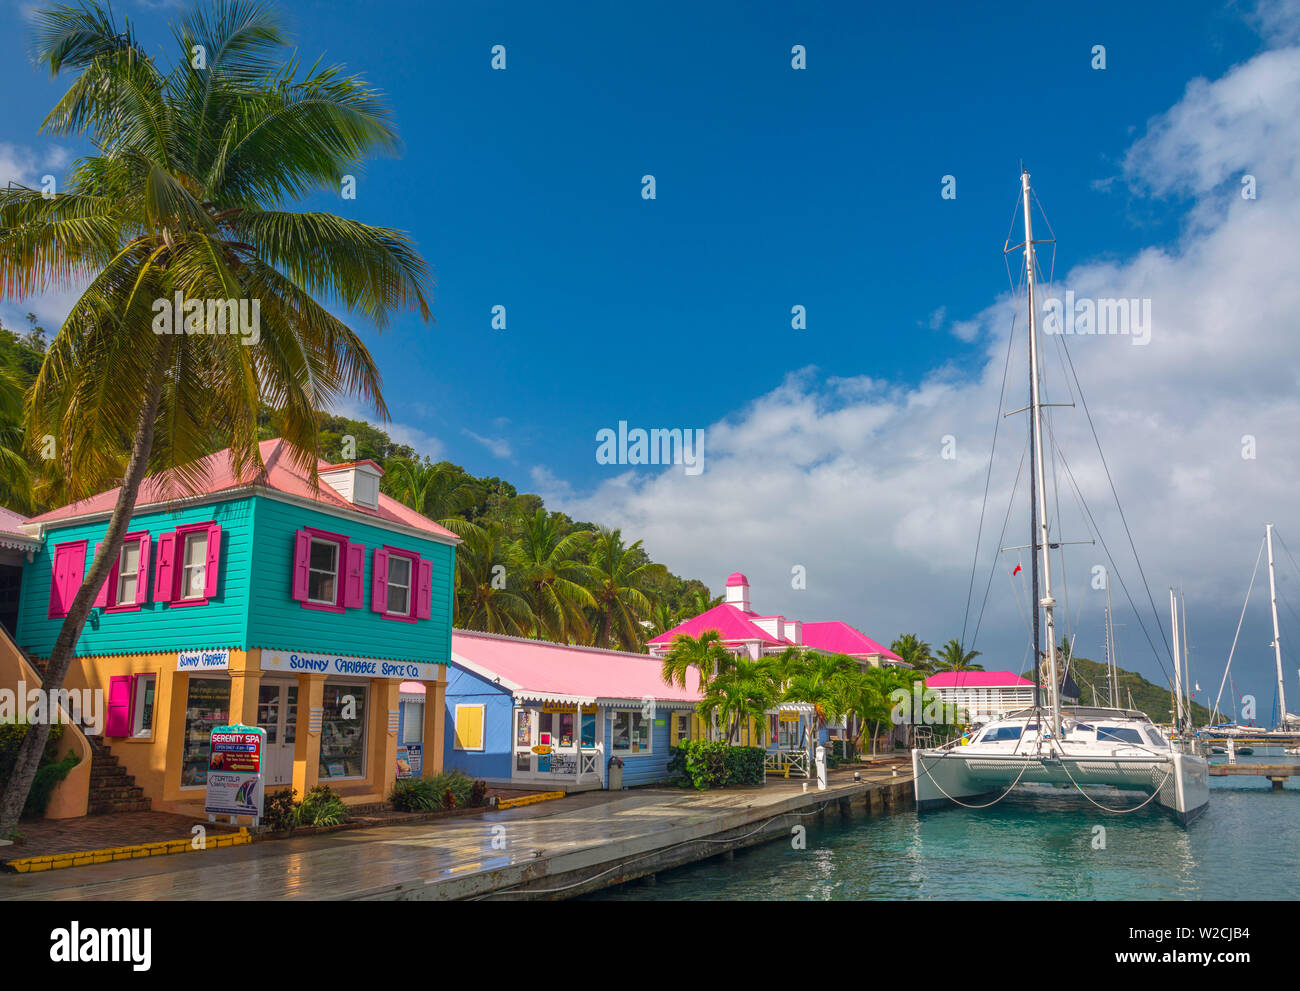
[669,711,766,747]
[27,648,446,818]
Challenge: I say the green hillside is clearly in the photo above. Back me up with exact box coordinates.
[1033,653,1214,724]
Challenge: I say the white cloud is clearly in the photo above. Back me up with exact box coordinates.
[543,40,1300,701]
[462,428,512,459]
[329,396,445,461]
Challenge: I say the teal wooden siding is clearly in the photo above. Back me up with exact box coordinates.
[244,497,455,665]
[15,497,255,657]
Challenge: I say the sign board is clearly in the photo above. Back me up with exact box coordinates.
[261,650,440,682]
[178,649,230,672]
[540,703,598,714]
[204,724,265,820]
[396,743,422,780]
[778,711,801,722]
[531,744,552,755]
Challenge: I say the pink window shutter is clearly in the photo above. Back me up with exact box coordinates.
[134,533,152,605]
[415,558,432,620]
[343,541,365,609]
[48,545,69,617]
[291,530,312,601]
[154,532,176,602]
[92,542,111,608]
[371,548,389,612]
[106,676,132,737]
[203,523,222,599]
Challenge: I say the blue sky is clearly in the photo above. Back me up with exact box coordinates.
[3,0,1300,710]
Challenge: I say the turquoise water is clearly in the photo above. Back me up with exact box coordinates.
[586,758,1300,900]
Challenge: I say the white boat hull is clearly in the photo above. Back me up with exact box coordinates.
[912,747,1210,825]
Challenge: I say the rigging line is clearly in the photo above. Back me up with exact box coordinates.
[1005,549,1035,645]
[1052,443,1172,685]
[1045,403,1073,652]
[969,434,1029,651]
[1054,326,1175,668]
[960,296,1022,650]
[1056,758,1175,814]
[1272,528,1300,586]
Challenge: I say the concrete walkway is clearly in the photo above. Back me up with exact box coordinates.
[0,763,913,901]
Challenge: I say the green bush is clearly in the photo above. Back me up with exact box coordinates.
[388,770,486,812]
[0,722,73,820]
[668,742,765,790]
[298,784,349,828]
[263,787,300,832]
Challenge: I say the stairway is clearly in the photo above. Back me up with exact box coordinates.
[86,738,151,815]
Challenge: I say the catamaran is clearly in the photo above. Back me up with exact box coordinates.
[911,171,1210,825]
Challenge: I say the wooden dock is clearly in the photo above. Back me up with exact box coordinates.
[1207,763,1297,790]
[0,762,915,901]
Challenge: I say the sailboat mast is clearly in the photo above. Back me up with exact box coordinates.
[1170,588,1183,731]
[1021,170,1061,738]
[1105,582,1119,707]
[1181,588,1192,732]
[1266,523,1287,729]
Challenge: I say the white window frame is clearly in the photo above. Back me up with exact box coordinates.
[131,673,157,739]
[610,710,652,757]
[306,537,341,606]
[179,530,209,601]
[454,703,486,752]
[386,554,413,617]
[114,540,141,606]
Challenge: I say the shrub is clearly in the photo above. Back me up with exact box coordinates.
[388,770,485,812]
[469,779,487,807]
[389,777,441,812]
[298,784,349,828]
[668,742,765,790]
[263,787,300,832]
[0,722,72,820]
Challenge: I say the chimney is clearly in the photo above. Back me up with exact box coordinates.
[724,572,751,612]
[319,459,384,510]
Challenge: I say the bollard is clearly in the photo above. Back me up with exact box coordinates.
[816,745,827,791]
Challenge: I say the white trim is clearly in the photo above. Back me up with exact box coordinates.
[453,703,486,751]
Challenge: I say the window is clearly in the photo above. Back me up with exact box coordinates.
[308,539,339,605]
[386,554,412,616]
[180,678,231,787]
[319,684,367,778]
[179,530,208,600]
[48,540,87,618]
[981,725,1024,743]
[131,674,156,738]
[611,711,650,755]
[454,704,485,751]
[115,540,140,606]
[1097,725,1145,745]
[402,701,424,744]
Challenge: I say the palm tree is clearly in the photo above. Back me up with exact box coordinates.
[890,633,934,674]
[0,367,32,511]
[934,638,984,673]
[583,526,665,650]
[385,459,480,538]
[455,521,534,636]
[688,586,723,615]
[782,652,858,741]
[661,630,734,692]
[0,1,431,836]
[508,508,595,642]
[696,656,776,744]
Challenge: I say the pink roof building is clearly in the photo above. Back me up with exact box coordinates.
[647,572,904,668]
[926,671,1033,689]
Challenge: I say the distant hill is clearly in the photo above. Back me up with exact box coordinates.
[1031,654,1214,725]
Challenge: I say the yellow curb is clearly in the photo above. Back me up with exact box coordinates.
[4,826,253,874]
[496,791,566,810]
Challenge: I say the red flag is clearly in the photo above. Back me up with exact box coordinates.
[1012,564,1022,576]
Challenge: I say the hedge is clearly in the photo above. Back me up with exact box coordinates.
[668,741,765,790]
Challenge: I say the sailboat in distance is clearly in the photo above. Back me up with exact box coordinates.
[911,171,1210,825]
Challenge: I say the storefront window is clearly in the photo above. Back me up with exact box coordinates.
[580,712,596,748]
[319,683,367,779]
[557,712,574,748]
[402,701,423,744]
[611,711,650,755]
[180,678,231,787]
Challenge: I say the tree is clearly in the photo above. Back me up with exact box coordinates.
[508,508,595,642]
[890,633,934,674]
[661,630,734,693]
[0,0,432,836]
[385,458,481,539]
[781,652,857,741]
[583,527,664,650]
[934,638,984,673]
[696,656,776,744]
[454,522,534,635]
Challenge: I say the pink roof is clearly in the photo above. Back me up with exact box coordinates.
[647,602,784,646]
[926,671,1033,688]
[450,630,701,703]
[27,438,457,541]
[801,621,901,660]
[0,506,31,536]
[725,572,749,587]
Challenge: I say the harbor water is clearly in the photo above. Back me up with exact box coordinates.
[586,755,1300,900]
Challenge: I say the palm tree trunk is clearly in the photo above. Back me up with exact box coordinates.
[871,719,882,756]
[0,338,172,837]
